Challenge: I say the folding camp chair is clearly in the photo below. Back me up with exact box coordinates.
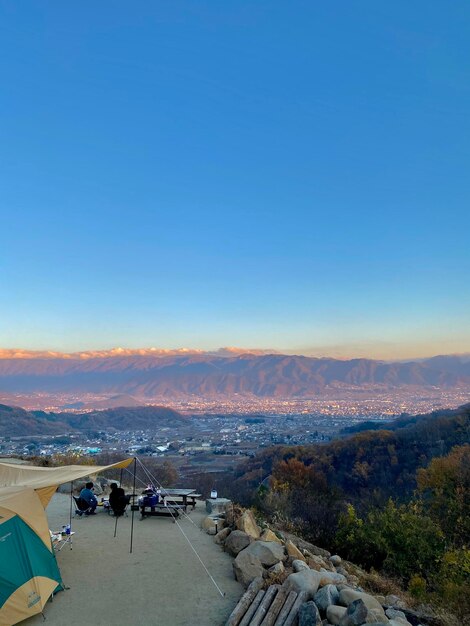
[73,495,92,517]
[108,494,131,517]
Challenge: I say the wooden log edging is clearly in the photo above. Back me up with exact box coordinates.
[239,590,266,626]
[273,590,298,626]
[260,587,289,626]
[226,577,264,626]
[250,585,280,626]
[283,591,308,626]
[226,581,308,626]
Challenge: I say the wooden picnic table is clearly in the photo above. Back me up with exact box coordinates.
[159,489,202,509]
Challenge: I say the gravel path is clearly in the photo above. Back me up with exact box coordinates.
[25,493,242,626]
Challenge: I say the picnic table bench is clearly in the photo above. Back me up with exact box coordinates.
[131,488,201,521]
[135,502,183,521]
[162,490,202,509]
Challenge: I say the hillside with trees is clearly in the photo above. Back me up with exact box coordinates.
[226,403,470,508]
[0,403,187,437]
[216,404,470,619]
[0,404,71,436]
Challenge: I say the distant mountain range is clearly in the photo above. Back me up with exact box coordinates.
[0,404,187,437]
[0,352,469,400]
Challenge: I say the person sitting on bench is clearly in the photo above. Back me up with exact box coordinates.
[79,482,98,515]
[139,487,158,514]
[109,482,126,516]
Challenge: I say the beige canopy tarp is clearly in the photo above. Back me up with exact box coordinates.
[0,485,53,549]
[0,459,134,506]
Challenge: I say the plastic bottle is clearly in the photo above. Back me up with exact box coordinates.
[65,524,71,535]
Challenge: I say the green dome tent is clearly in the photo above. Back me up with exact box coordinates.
[0,458,133,625]
[0,486,63,626]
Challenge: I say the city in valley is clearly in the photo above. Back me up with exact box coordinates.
[1,387,468,480]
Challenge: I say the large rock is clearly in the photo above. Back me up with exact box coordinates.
[385,609,407,622]
[299,600,322,626]
[314,584,340,612]
[242,541,286,567]
[57,482,73,494]
[283,569,321,600]
[339,599,381,626]
[286,539,306,562]
[202,515,225,535]
[202,516,217,534]
[233,550,264,587]
[318,570,347,586]
[236,510,261,539]
[283,533,330,558]
[268,561,285,576]
[214,527,231,545]
[339,588,386,620]
[330,555,342,567]
[327,605,347,625]
[74,480,103,496]
[206,497,231,514]
[307,554,328,571]
[224,530,252,556]
[293,559,310,572]
[260,528,283,544]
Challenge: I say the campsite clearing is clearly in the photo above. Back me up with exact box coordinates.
[24,493,243,626]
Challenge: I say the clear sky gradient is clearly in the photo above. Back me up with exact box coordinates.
[1,2,469,359]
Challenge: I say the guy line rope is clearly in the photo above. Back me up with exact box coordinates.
[121,458,226,598]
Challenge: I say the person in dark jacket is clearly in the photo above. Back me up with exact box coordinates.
[109,483,126,516]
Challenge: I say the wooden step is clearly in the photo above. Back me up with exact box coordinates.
[226,581,307,626]
[226,577,264,626]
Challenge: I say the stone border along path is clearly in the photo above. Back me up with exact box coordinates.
[203,509,418,626]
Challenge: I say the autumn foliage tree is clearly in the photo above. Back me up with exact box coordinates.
[417,444,470,547]
[258,457,344,545]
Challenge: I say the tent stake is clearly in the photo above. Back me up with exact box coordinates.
[129,457,137,553]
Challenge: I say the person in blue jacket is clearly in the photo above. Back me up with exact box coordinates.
[79,481,98,514]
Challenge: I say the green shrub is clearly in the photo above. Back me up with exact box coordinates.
[335,499,445,583]
[408,575,427,601]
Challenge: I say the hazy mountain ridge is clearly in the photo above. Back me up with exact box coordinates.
[0,404,187,437]
[0,404,71,437]
[0,353,469,398]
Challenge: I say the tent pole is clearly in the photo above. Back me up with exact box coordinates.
[130,457,137,553]
[113,467,123,538]
[69,481,73,550]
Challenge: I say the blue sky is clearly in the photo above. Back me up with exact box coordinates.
[1,1,469,358]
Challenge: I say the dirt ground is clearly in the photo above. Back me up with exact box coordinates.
[24,493,242,626]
